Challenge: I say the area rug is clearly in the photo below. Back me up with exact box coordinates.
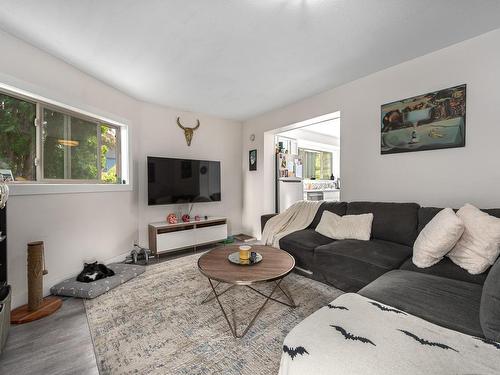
[84,252,343,375]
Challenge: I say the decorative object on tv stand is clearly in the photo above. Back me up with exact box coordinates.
[381,84,466,154]
[176,116,200,146]
[182,203,194,222]
[11,241,63,324]
[166,213,177,224]
[249,149,257,171]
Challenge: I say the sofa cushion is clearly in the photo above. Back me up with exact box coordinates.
[418,207,443,232]
[308,201,347,229]
[447,204,500,274]
[480,258,500,342]
[359,270,483,337]
[313,239,412,292]
[279,229,333,270]
[316,211,373,241]
[413,207,464,268]
[346,201,419,246]
[399,257,488,285]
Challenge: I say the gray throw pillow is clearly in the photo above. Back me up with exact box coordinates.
[480,258,500,341]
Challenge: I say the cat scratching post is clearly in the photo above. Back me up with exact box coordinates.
[11,241,62,324]
[27,241,44,310]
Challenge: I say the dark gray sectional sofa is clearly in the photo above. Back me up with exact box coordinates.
[261,201,500,340]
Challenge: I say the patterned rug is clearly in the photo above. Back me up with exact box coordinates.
[84,252,343,375]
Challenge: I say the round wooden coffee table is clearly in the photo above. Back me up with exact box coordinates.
[198,245,296,338]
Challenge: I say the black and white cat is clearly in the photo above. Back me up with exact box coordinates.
[76,262,115,283]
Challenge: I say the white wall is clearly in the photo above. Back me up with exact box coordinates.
[0,30,243,308]
[242,28,500,238]
[0,29,140,308]
[137,103,243,245]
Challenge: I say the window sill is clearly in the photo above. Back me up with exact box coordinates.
[8,183,133,196]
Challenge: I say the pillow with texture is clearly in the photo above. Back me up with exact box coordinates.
[412,208,464,268]
[315,211,373,241]
[447,203,500,274]
[480,258,500,342]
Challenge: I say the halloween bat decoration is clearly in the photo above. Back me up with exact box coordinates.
[330,325,376,346]
[177,117,200,146]
[398,329,458,352]
[282,345,309,360]
[369,301,407,315]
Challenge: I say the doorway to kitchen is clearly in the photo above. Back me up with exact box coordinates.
[274,112,340,213]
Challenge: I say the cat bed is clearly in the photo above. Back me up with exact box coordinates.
[50,263,145,299]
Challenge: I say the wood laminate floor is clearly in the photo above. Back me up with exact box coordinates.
[0,297,98,375]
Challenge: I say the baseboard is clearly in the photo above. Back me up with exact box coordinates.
[105,250,131,264]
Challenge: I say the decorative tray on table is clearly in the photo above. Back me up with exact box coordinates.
[228,252,262,266]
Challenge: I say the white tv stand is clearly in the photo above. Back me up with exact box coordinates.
[148,217,227,255]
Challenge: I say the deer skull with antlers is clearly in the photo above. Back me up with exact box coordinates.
[177,117,200,146]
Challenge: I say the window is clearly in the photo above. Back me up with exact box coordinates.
[0,89,123,184]
[298,148,333,180]
[0,93,36,181]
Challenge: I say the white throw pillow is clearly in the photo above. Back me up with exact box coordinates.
[412,208,464,268]
[447,204,500,274]
[315,211,373,241]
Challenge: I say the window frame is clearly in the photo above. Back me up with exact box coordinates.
[0,85,129,194]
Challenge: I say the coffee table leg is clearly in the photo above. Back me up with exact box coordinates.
[245,279,297,308]
[207,277,290,338]
[207,278,238,338]
[201,282,235,304]
[276,281,297,307]
[237,279,283,338]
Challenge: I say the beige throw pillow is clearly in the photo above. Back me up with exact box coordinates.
[447,204,500,274]
[316,211,373,241]
[412,208,464,268]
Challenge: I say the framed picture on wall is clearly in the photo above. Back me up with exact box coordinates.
[249,149,257,171]
[381,84,466,154]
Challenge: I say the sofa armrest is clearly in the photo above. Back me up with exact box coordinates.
[261,213,278,233]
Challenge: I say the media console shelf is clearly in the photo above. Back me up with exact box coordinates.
[148,217,228,255]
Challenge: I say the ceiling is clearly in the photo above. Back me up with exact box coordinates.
[1,1,500,121]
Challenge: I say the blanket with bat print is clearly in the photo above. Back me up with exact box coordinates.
[279,293,500,375]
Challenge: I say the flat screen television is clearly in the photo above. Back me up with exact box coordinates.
[147,157,221,205]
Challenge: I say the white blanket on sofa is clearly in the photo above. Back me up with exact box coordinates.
[261,200,323,248]
[279,293,500,375]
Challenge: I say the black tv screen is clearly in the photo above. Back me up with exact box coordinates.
[147,157,221,205]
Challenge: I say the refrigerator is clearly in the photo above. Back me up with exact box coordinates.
[276,153,304,213]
